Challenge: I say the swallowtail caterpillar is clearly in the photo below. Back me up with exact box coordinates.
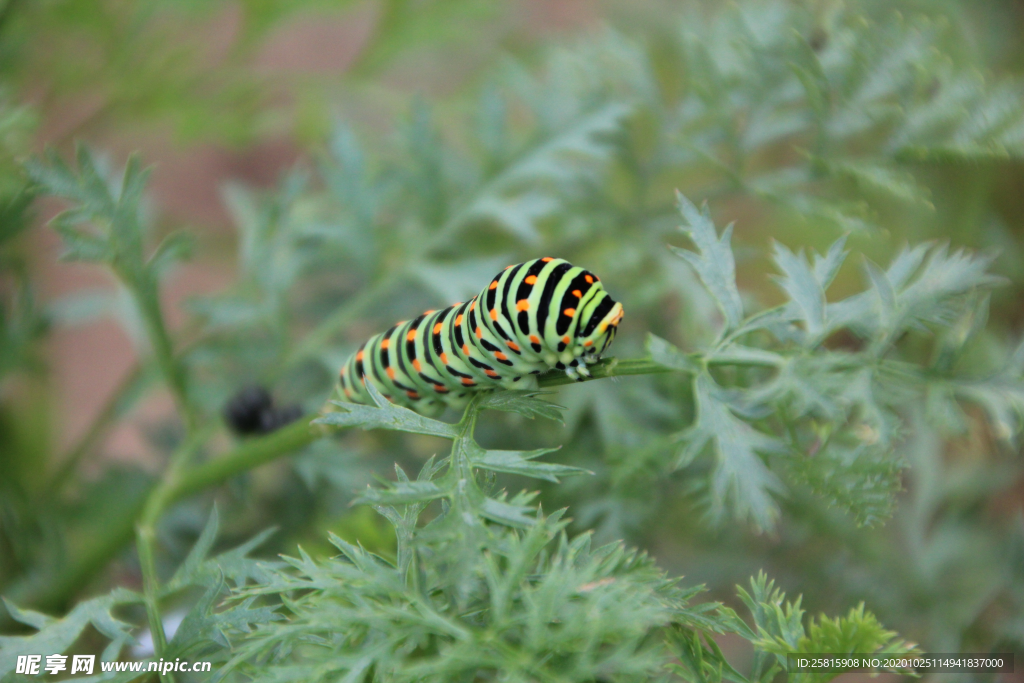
[338,257,623,416]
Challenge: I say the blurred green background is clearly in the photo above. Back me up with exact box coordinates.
[2,0,1024,673]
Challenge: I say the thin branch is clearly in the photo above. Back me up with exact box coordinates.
[135,524,169,668]
[173,357,674,498]
[536,357,672,387]
[166,419,319,504]
[132,423,217,682]
[127,278,196,434]
[8,355,677,611]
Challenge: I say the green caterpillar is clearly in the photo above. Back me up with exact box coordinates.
[338,257,624,415]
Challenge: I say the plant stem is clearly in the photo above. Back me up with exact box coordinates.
[9,356,674,613]
[129,280,196,434]
[167,419,319,503]
[132,423,217,682]
[136,524,169,672]
[537,357,673,387]
[12,349,935,614]
[113,276,197,671]
[174,357,674,498]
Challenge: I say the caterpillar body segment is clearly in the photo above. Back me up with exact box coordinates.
[338,258,623,415]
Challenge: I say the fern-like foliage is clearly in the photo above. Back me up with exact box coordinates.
[0,508,279,680]
[669,4,1024,231]
[649,193,1009,529]
[206,391,909,683]
[714,573,914,683]
[0,389,914,683]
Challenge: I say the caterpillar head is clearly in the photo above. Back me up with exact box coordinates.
[579,294,623,360]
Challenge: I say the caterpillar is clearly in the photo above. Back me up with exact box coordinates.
[338,257,624,415]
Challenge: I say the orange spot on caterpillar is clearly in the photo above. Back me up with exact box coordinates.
[525,275,537,285]
[423,310,435,315]
[386,367,396,380]
[529,335,540,344]
[433,322,443,335]
[562,335,570,344]
[343,387,352,398]
[433,384,446,391]
[469,300,476,311]
[475,326,483,338]
[461,378,476,386]
[356,350,364,361]
[516,300,530,311]
[504,264,512,270]
[485,369,499,378]
[382,339,390,349]
[584,340,594,347]
[413,359,422,371]
[507,341,520,351]
[489,281,499,290]
[440,352,449,364]
[541,257,553,262]
[489,308,499,321]
[406,390,420,399]
[462,344,471,355]
[585,275,594,284]
[572,289,582,298]
[407,330,417,341]
[563,308,576,317]
[455,314,464,326]
[494,352,508,361]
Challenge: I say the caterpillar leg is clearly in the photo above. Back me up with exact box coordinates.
[563,359,591,382]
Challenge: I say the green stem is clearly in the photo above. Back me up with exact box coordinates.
[166,419,318,503]
[131,423,217,681]
[8,356,672,613]
[135,524,169,671]
[114,277,197,665]
[536,357,673,387]
[179,357,672,498]
[12,349,937,613]
[130,280,195,434]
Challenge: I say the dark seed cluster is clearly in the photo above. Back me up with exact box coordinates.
[223,385,303,436]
